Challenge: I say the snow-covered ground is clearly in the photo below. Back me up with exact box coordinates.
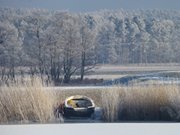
[0,124,179,135]
[103,71,180,86]
[45,86,109,90]
[43,71,180,91]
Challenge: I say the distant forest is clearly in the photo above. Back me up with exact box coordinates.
[0,8,180,83]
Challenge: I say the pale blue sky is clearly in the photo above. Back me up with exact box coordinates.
[0,0,179,12]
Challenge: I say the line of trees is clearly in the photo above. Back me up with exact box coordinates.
[0,8,180,84]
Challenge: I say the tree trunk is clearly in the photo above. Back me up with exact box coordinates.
[63,74,71,83]
[80,51,85,81]
[63,53,72,83]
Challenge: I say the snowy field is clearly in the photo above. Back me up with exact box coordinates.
[0,124,180,135]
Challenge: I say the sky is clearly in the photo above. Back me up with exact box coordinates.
[0,0,180,12]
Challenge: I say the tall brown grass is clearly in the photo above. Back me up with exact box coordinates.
[0,78,60,124]
[1,78,180,123]
[101,85,180,122]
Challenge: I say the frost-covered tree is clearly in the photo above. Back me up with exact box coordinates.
[79,15,97,80]
[0,21,22,82]
[96,20,117,64]
[0,8,180,84]
[60,13,81,83]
